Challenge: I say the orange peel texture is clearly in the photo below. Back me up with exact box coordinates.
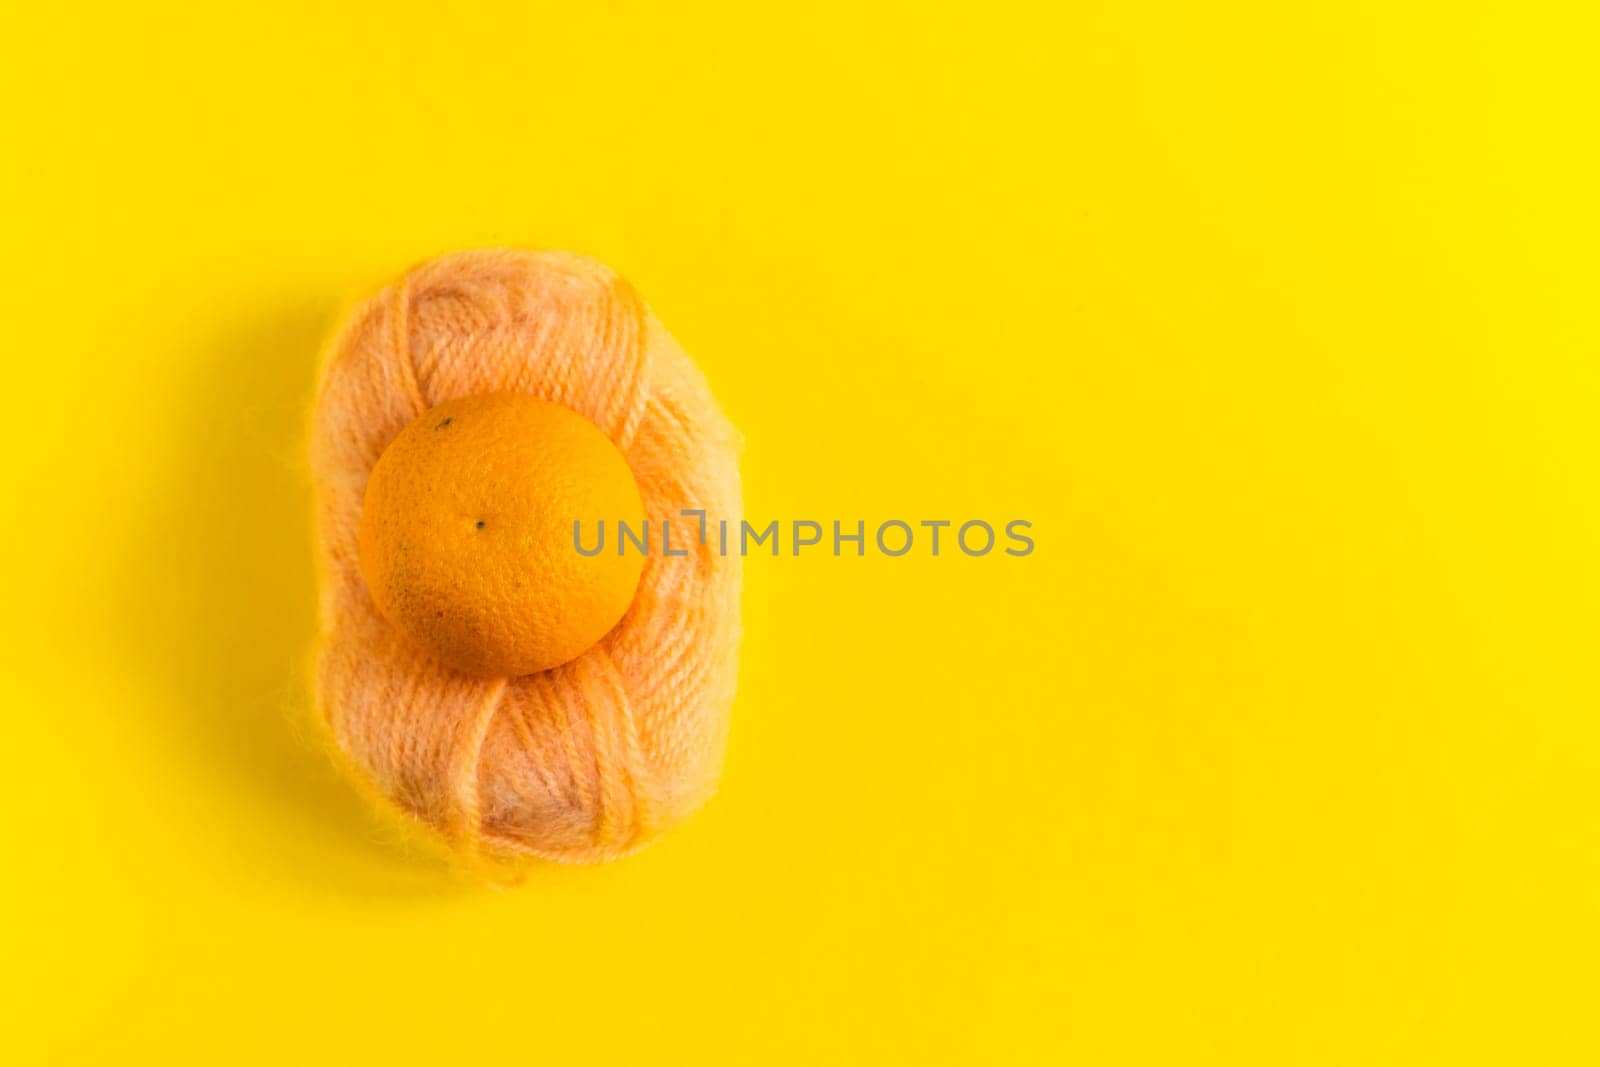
[358,392,647,679]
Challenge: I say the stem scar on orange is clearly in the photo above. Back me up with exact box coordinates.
[357,391,646,677]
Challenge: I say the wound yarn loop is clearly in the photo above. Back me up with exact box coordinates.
[310,249,742,866]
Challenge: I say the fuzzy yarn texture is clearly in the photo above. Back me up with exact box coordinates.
[309,249,742,867]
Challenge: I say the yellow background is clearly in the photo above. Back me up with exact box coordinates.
[4,2,1598,1063]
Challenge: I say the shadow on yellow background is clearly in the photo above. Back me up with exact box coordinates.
[112,300,453,895]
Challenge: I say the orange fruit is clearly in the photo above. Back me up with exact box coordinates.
[358,392,646,676]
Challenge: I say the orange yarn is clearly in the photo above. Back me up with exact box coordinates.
[309,249,742,867]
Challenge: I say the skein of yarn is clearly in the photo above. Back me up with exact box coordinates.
[309,249,742,867]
